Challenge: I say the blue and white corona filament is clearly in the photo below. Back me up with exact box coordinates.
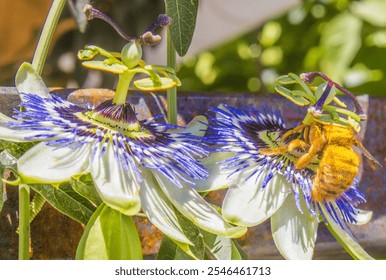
[8,93,206,189]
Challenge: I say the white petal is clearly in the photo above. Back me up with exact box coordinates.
[171,115,208,137]
[139,168,192,245]
[18,142,91,183]
[222,170,292,227]
[152,170,247,238]
[194,152,237,192]
[15,62,51,99]
[352,209,373,225]
[91,143,141,216]
[0,112,14,122]
[0,123,43,142]
[320,204,374,260]
[271,194,318,260]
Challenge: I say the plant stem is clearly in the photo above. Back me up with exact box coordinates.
[113,71,135,105]
[302,112,314,125]
[166,29,177,124]
[31,0,67,75]
[18,184,30,260]
[22,0,66,261]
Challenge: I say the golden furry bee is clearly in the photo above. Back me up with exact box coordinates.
[260,121,379,202]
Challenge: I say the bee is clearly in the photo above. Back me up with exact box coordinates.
[260,121,380,202]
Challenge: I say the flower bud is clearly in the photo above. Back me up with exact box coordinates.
[121,42,142,69]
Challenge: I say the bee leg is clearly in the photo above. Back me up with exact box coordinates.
[259,146,288,156]
[294,148,319,169]
[281,124,307,141]
[294,126,324,169]
[260,139,309,156]
[287,139,309,152]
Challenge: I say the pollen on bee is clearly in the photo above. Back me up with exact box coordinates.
[258,121,367,203]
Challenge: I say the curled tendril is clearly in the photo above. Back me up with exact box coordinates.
[83,4,171,46]
[1,167,21,186]
[300,72,366,120]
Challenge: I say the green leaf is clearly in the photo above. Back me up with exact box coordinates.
[231,240,249,260]
[71,175,102,207]
[76,203,143,260]
[0,140,35,160]
[201,230,248,260]
[29,183,94,224]
[156,235,179,260]
[175,209,205,259]
[156,209,206,260]
[157,235,196,260]
[157,228,249,260]
[164,0,199,56]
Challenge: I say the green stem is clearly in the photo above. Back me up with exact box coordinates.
[166,29,177,124]
[18,184,30,260]
[302,112,314,125]
[20,0,66,261]
[113,71,135,105]
[31,0,67,75]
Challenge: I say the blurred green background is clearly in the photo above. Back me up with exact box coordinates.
[177,0,386,96]
[0,0,385,96]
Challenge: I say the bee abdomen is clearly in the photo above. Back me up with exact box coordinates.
[312,145,360,202]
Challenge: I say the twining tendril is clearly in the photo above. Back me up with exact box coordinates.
[301,72,366,120]
[83,4,171,46]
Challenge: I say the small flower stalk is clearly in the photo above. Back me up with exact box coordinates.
[197,72,380,259]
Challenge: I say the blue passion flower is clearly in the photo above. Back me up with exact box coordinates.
[194,104,373,259]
